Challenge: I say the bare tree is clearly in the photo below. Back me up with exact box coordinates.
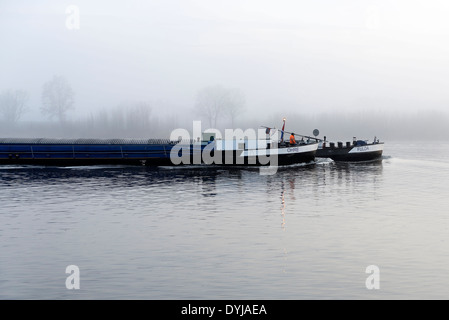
[195,85,230,128]
[41,75,74,122]
[195,85,246,128]
[225,88,246,128]
[124,101,152,131]
[0,89,29,123]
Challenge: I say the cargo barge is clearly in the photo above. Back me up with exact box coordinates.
[0,118,382,166]
[0,138,176,166]
[0,135,318,167]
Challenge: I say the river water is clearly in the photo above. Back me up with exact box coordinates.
[1,141,449,299]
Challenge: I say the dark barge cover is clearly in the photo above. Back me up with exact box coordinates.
[0,138,177,166]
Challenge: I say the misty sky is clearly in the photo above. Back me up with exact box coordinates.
[1,0,449,121]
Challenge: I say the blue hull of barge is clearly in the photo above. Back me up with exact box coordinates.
[0,138,180,166]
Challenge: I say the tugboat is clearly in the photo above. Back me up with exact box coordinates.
[315,136,384,162]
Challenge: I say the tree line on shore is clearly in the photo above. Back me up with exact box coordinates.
[0,77,246,138]
[1,75,448,141]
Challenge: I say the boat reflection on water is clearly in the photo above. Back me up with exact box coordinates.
[280,187,286,231]
[274,158,384,277]
[280,183,288,274]
[328,157,384,188]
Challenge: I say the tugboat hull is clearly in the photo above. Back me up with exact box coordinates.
[316,142,384,162]
[240,144,317,166]
[193,142,318,166]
